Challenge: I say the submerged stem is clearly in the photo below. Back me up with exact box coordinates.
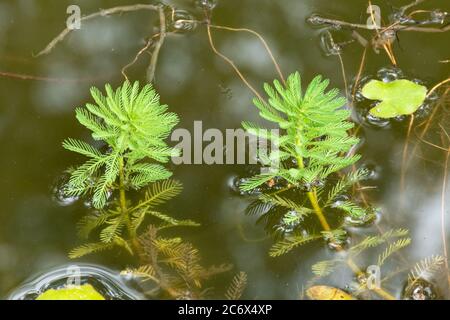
[307,190,331,231]
[118,157,143,257]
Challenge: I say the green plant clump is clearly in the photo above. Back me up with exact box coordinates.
[240,72,374,256]
[63,81,198,258]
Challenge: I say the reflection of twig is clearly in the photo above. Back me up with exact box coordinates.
[36,4,158,57]
[400,115,415,202]
[440,126,450,286]
[147,6,166,83]
[0,70,105,82]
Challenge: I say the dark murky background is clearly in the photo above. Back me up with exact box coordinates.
[0,0,449,299]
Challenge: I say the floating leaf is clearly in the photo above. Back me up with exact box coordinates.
[36,284,105,300]
[306,285,354,300]
[361,79,427,118]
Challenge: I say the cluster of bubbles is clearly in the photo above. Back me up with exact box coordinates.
[51,173,78,207]
[391,9,448,26]
[403,279,438,300]
[167,9,197,34]
[52,172,113,209]
[195,0,218,11]
[8,264,143,300]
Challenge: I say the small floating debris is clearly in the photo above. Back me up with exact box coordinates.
[195,0,218,10]
[306,285,354,300]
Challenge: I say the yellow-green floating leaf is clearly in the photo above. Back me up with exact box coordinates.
[36,284,105,300]
[361,79,427,118]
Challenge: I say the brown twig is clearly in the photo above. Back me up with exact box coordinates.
[36,4,158,57]
[205,20,264,102]
[309,16,450,33]
[352,46,368,104]
[147,6,166,83]
[400,115,415,201]
[121,34,159,81]
[208,24,286,85]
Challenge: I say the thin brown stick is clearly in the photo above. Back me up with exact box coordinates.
[352,46,368,103]
[400,0,428,14]
[337,52,348,99]
[209,24,286,85]
[147,7,166,83]
[407,88,449,168]
[36,4,158,57]
[121,34,160,81]
[206,22,264,102]
[440,128,450,285]
[309,16,450,33]
[427,78,450,98]
[400,115,415,201]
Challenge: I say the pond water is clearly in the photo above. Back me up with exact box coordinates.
[0,0,449,299]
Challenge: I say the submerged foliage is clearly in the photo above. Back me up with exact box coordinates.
[309,228,445,300]
[63,81,197,258]
[122,225,246,299]
[241,72,374,256]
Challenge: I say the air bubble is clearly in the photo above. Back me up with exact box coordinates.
[363,112,391,128]
[195,0,218,10]
[52,174,78,206]
[430,10,447,24]
[8,264,143,300]
[404,279,438,300]
[320,31,342,56]
[169,10,197,33]
[377,67,403,82]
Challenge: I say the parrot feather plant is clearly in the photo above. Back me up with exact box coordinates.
[240,72,375,256]
[62,81,198,259]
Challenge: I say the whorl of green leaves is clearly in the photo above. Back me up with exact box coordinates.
[241,72,360,191]
[63,81,180,208]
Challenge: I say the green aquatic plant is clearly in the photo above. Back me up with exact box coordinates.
[63,81,198,258]
[122,225,245,299]
[309,229,445,300]
[241,72,374,255]
[361,79,427,118]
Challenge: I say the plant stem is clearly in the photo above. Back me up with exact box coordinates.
[346,258,396,300]
[307,190,331,231]
[118,157,143,257]
[296,144,331,231]
[296,145,395,300]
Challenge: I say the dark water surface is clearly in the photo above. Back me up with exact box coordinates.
[0,0,449,299]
